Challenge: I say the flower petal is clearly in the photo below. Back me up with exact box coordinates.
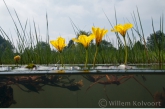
[124,23,133,31]
[92,27,97,35]
[72,38,80,43]
[92,27,108,45]
[50,36,66,52]
[78,35,88,47]
[72,34,95,48]
[50,40,59,51]
[111,23,133,37]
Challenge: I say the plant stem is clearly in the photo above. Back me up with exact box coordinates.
[60,52,63,67]
[85,49,88,69]
[16,62,18,67]
[123,37,127,65]
[93,45,98,68]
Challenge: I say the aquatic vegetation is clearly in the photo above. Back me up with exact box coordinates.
[72,34,95,49]
[86,75,133,91]
[50,37,67,53]
[0,74,165,108]
[14,55,21,62]
[92,27,108,46]
[83,75,105,82]
[111,23,133,37]
[74,79,83,87]
[72,34,95,68]
[14,55,21,66]
[25,63,37,69]
[0,85,16,108]
[50,37,67,67]
[154,87,165,108]
[0,0,164,67]
[85,74,153,100]
[0,8,164,67]
[0,75,83,93]
[0,1,165,108]
[111,23,133,65]
[92,27,108,68]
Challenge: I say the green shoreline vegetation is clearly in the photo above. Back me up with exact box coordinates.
[0,1,164,69]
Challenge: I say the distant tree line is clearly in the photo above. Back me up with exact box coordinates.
[0,35,14,64]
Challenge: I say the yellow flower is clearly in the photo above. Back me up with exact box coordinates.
[72,34,95,49]
[92,27,108,46]
[50,36,67,53]
[14,55,21,62]
[111,23,133,37]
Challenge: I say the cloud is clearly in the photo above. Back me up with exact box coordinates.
[0,0,165,48]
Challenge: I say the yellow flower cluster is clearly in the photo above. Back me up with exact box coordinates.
[13,24,133,68]
[49,23,133,67]
[50,23,133,51]
[72,27,108,48]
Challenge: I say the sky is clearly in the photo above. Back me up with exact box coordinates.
[0,0,165,48]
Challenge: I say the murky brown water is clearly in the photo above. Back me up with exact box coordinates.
[0,73,165,108]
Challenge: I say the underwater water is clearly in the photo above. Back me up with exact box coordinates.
[0,73,165,108]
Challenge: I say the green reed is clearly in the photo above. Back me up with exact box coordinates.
[0,0,165,68]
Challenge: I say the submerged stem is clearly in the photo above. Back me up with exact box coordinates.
[133,77,154,99]
[123,37,127,65]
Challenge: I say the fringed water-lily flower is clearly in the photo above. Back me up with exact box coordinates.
[111,23,133,37]
[92,27,108,68]
[14,55,21,62]
[72,34,95,69]
[50,36,67,67]
[50,37,67,53]
[14,55,21,67]
[111,23,133,65]
[72,34,95,49]
[92,27,108,46]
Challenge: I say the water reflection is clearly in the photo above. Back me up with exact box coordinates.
[1,75,83,93]
[154,87,165,108]
[0,85,16,107]
[0,75,84,107]
[84,75,153,100]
